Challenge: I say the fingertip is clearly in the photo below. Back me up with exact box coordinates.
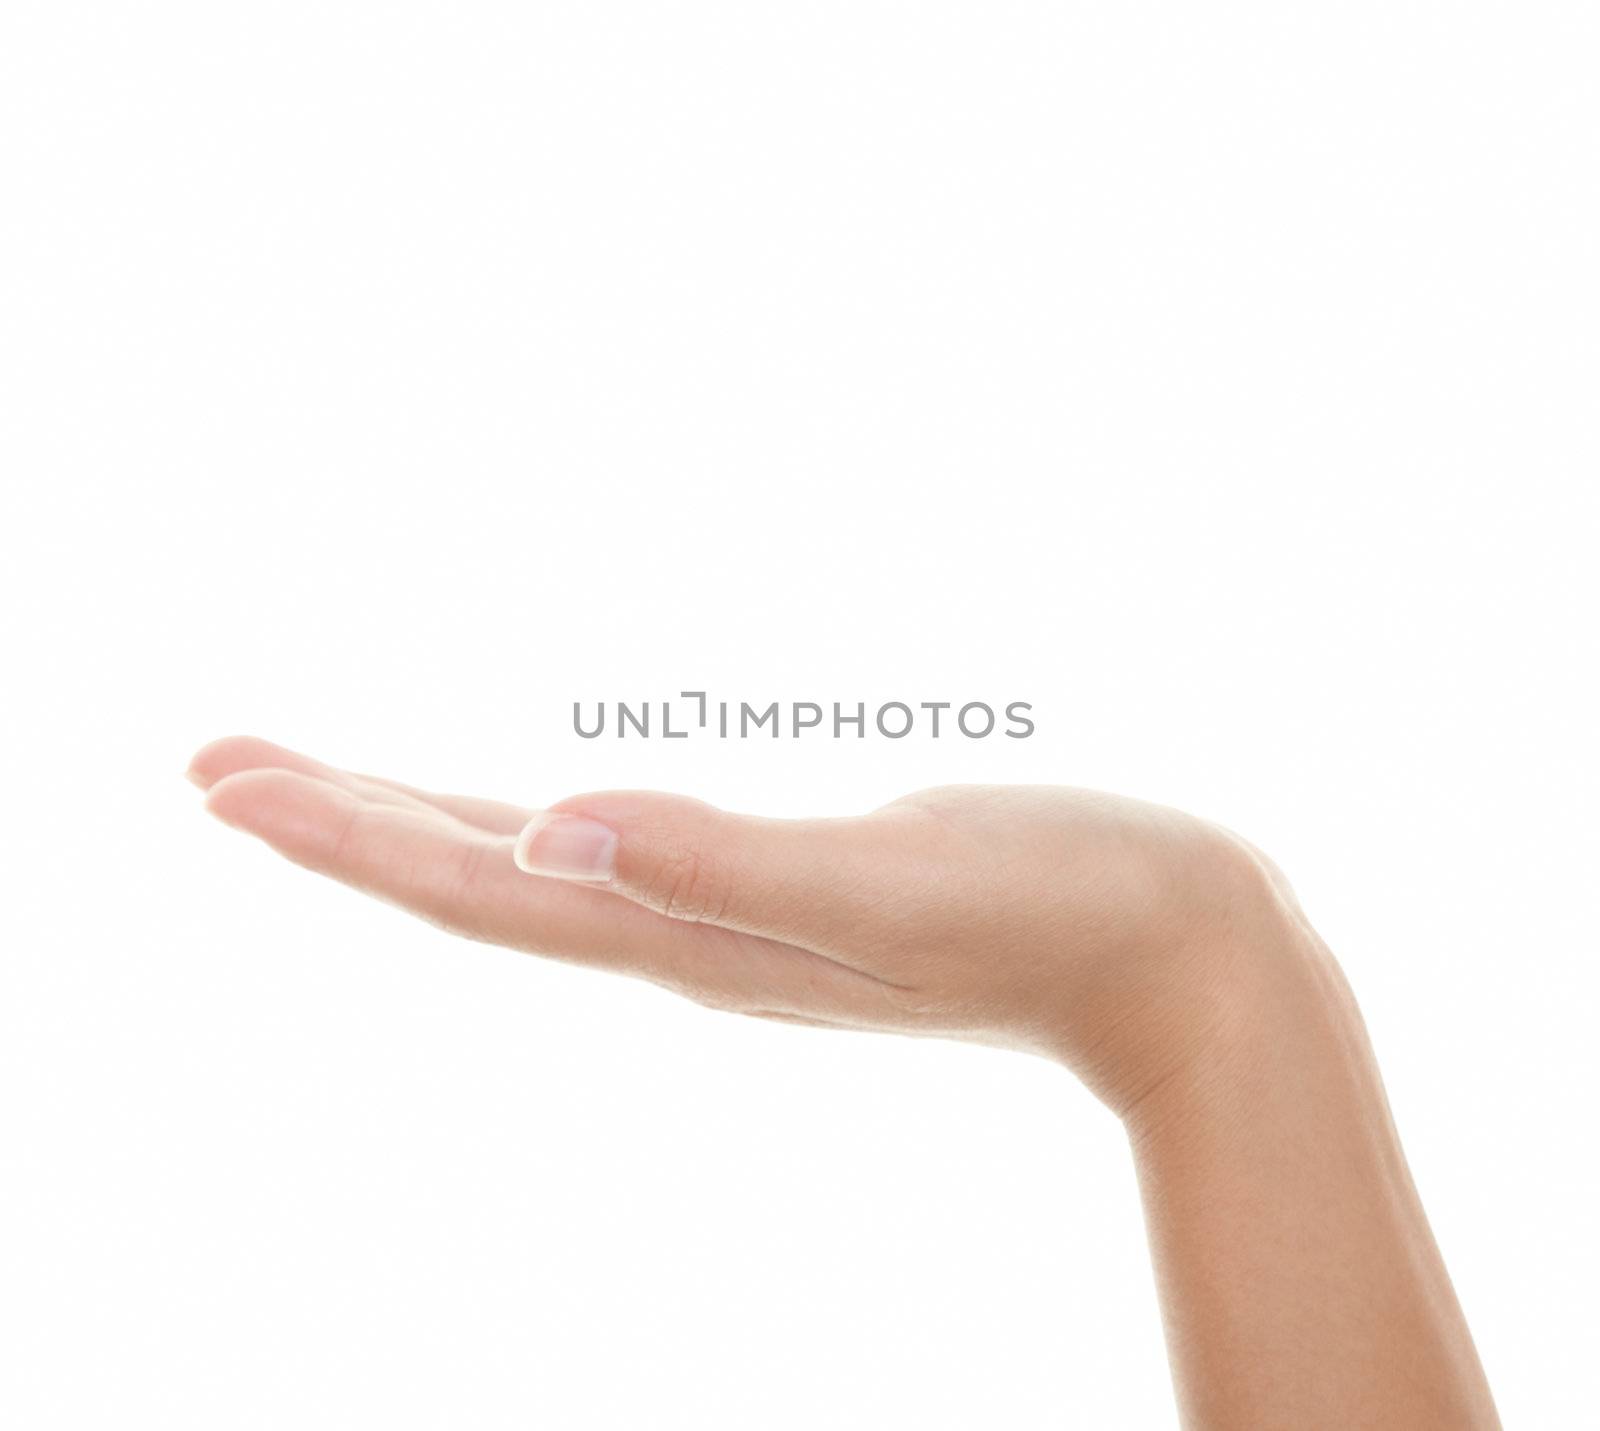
[201,766,285,828]
[201,768,360,865]
[186,734,285,791]
[510,814,544,873]
[512,811,618,881]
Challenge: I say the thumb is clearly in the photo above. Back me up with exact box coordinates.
[511,790,886,945]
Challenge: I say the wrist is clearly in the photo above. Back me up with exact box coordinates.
[1118,918,1366,1148]
[1040,829,1346,1127]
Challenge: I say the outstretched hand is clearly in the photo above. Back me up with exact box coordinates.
[188,734,1500,1427]
[188,735,1296,1118]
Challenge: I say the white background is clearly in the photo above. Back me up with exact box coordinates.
[3,3,1596,1426]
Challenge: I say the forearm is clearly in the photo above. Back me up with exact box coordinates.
[1123,921,1499,1429]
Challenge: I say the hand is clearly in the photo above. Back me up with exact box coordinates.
[188,735,1500,1428]
[187,735,1291,1117]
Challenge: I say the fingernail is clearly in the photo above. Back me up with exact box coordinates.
[513,813,618,881]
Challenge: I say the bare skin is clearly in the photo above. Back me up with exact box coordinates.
[189,734,1500,1429]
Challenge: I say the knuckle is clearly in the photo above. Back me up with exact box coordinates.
[438,839,493,941]
[645,842,730,924]
[326,803,368,869]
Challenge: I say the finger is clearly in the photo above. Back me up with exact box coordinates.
[187,735,532,834]
[203,768,906,1023]
[188,736,435,818]
[509,789,925,955]
[204,765,644,958]
[346,773,533,836]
